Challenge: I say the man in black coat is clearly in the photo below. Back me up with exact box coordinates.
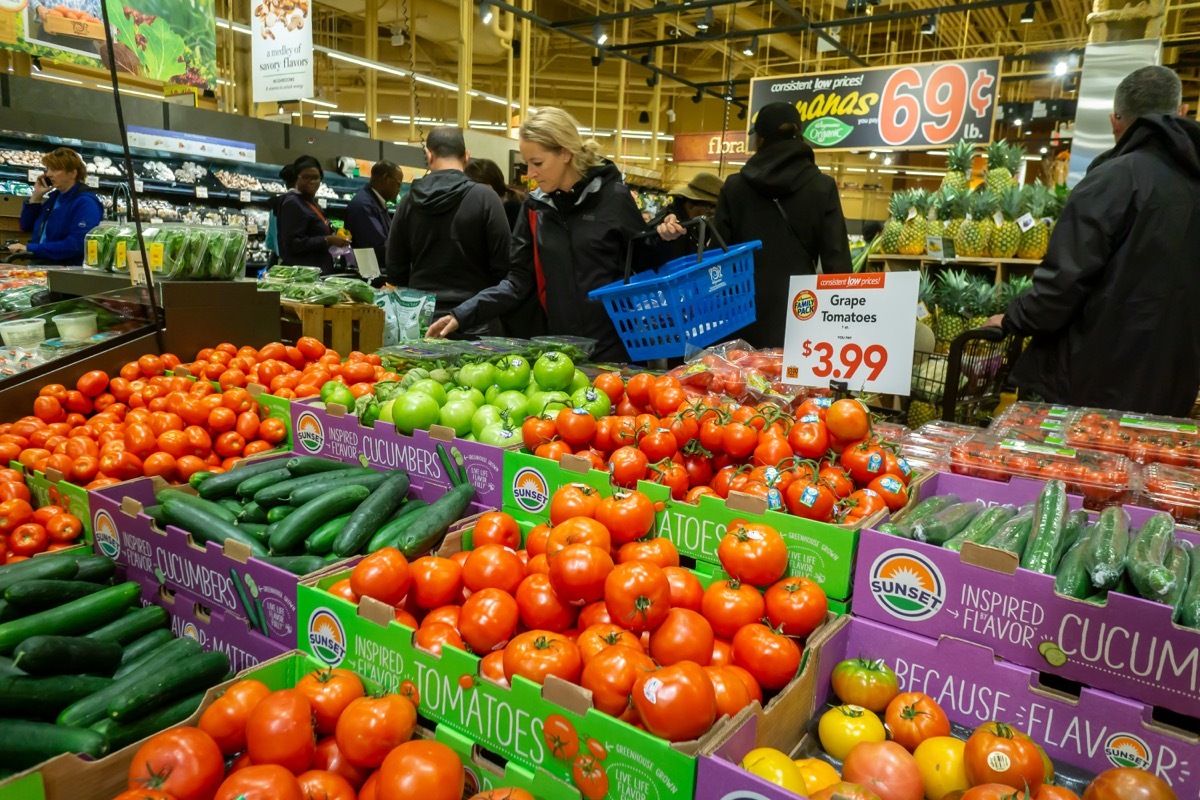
[385,128,511,336]
[344,160,402,272]
[713,102,852,348]
[988,66,1200,416]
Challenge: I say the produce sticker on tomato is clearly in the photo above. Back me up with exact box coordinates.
[782,272,918,396]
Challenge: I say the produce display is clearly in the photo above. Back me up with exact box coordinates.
[178,338,397,398]
[88,223,249,280]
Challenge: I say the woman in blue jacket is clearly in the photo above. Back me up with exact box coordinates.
[9,148,103,265]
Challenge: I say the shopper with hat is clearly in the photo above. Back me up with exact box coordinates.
[710,101,852,348]
[654,171,724,261]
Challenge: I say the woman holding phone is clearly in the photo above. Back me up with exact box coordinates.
[10,147,103,265]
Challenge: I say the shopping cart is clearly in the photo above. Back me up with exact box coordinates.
[908,326,1024,427]
[588,218,761,362]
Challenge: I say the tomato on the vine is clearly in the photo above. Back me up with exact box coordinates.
[867,474,909,512]
[717,520,788,587]
[826,398,870,441]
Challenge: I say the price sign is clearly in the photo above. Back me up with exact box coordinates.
[239,190,252,202]
[195,186,209,199]
[133,180,144,193]
[27,169,38,183]
[318,198,328,209]
[85,175,99,188]
[782,272,919,395]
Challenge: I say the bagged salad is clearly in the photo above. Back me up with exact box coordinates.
[280,283,342,305]
[266,265,322,282]
[84,222,122,271]
[322,275,375,303]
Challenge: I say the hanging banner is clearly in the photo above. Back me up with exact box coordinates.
[749,58,1001,152]
[671,131,749,163]
[251,0,313,103]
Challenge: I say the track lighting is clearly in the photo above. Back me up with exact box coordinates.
[742,36,758,57]
[1020,2,1036,23]
[696,7,713,32]
[480,1,493,25]
[646,74,658,87]
[593,22,608,46]
[921,15,936,35]
[692,88,704,104]
[639,110,651,124]
[591,50,604,67]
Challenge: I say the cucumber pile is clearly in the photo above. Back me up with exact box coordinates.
[881,480,1200,628]
[0,551,230,773]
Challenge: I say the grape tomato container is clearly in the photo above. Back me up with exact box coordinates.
[1061,408,1200,467]
[1140,463,1200,526]
[896,441,951,473]
[949,432,1140,508]
[989,400,1073,431]
[872,420,908,444]
[51,311,98,341]
[905,420,979,447]
[990,423,1069,446]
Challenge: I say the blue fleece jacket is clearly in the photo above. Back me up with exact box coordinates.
[20,184,104,265]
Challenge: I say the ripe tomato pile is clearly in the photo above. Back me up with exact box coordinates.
[177,338,399,400]
[525,383,914,525]
[0,468,84,562]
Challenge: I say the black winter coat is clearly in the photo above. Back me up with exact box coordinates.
[1003,114,1200,417]
[452,162,654,363]
[277,193,334,272]
[716,138,852,348]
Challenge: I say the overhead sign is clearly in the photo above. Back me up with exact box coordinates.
[127,126,256,164]
[251,0,313,103]
[783,272,918,396]
[672,131,749,163]
[749,58,1001,152]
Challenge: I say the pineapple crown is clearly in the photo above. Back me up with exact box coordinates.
[1004,143,1028,173]
[935,269,975,315]
[918,270,937,304]
[998,186,1024,220]
[910,188,933,217]
[1023,183,1051,218]
[946,140,976,174]
[969,276,998,316]
[888,191,913,220]
[995,274,1034,312]
[936,186,966,219]
[967,189,998,218]
[986,140,1010,169]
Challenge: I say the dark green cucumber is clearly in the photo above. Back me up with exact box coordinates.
[1126,513,1178,600]
[0,600,18,623]
[113,637,178,680]
[261,554,329,576]
[162,499,268,557]
[0,720,109,768]
[305,514,353,555]
[985,513,1035,556]
[270,485,372,555]
[0,551,80,593]
[945,505,1018,552]
[391,482,478,557]
[118,628,174,667]
[0,674,113,718]
[1177,546,1200,629]
[0,655,21,675]
[911,501,986,545]
[286,456,354,475]
[1057,509,1091,566]
[1163,545,1191,615]
[71,556,116,584]
[234,522,271,545]
[1056,532,1095,599]
[267,504,297,524]
[188,470,217,491]
[876,522,911,538]
[5,580,108,611]
[59,637,202,726]
[84,605,167,645]
[156,489,239,524]
[143,504,167,524]
[107,649,229,721]
[218,498,246,516]
[90,690,206,751]
[236,467,295,499]
[12,635,123,676]
[0,581,140,655]
[902,494,960,526]
[331,472,412,557]
[199,458,293,499]
[254,467,374,507]
[289,470,403,506]
[1021,480,1069,573]
[1083,506,1131,590]
[238,501,269,524]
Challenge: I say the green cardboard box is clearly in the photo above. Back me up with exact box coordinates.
[13,463,92,543]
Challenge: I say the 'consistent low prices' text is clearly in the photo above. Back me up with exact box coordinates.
[782,272,918,395]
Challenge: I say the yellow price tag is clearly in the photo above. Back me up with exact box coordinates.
[86,239,98,267]
[115,240,127,270]
[148,242,164,272]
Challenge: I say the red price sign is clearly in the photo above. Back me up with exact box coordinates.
[879,64,996,147]
[802,340,889,382]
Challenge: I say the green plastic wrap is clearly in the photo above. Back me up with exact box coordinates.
[322,276,375,303]
[280,283,342,305]
[266,265,322,282]
[84,223,122,271]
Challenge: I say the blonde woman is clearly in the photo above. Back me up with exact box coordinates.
[427,107,653,361]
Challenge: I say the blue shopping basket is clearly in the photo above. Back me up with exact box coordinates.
[588,218,762,362]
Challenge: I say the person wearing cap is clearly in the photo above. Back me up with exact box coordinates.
[709,101,852,347]
[654,172,723,262]
[277,155,344,273]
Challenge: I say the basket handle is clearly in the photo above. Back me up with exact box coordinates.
[623,217,730,285]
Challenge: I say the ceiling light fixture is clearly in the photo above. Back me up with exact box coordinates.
[742,36,758,57]
[1054,60,1068,77]
[593,22,608,46]
[1020,2,1036,23]
[1040,146,1049,154]
[1013,117,1023,127]
[921,15,936,35]
[639,110,651,124]
[868,151,877,159]
[692,88,704,104]
[646,74,658,87]
[883,155,893,165]
[696,7,713,32]
[480,1,493,25]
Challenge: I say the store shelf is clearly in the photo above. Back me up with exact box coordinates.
[868,253,1042,284]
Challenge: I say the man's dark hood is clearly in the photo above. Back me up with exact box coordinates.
[1089,114,1200,176]
[739,138,822,197]
[409,169,474,213]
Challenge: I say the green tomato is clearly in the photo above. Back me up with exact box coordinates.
[448,386,485,407]
[429,367,454,385]
[492,390,529,419]
[495,355,532,391]
[358,400,381,429]
[532,351,575,391]
[378,398,397,424]
[438,399,478,437]
[524,379,543,398]
[393,392,441,435]
[568,369,590,396]
[485,384,503,405]
[471,405,504,439]
[528,390,571,417]
[571,386,612,419]
[320,381,356,409]
[407,379,448,406]
[458,362,497,393]
[479,421,522,447]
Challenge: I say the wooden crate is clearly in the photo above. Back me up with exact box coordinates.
[281,301,384,355]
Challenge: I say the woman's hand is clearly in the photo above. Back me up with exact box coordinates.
[30,179,49,203]
[7,243,27,253]
[657,214,686,242]
[427,315,460,338]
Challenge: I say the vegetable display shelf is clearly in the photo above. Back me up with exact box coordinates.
[281,299,385,356]
[851,471,1200,721]
[12,464,93,543]
[698,614,1200,800]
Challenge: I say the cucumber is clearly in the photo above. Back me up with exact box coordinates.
[236,467,295,499]
[113,636,181,680]
[0,720,109,768]
[107,649,229,721]
[330,472,412,557]
[254,467,375,507]
[0,581,140,655]
[270,485,372,555]
[162,499,269,558]
[0,552,79,593]
[911,501,986,545]
[945,505,1018,552]
[238,501,269,523]
[118,628,174,666]
[305,514,353,555]
[985,513,1035,556]
[1163,545,1190,615]
[12,635,123,676]
[1082,506,1131,590]
[71,556,117,584]
[5,580,108,611]
[902,494,960,526]
[90,690,206,751]
[1177,547,1200,629]
[143,504,167,524]
[199,458,293,499]
[0,655,21,675]
[1021,480,1069,573]
[0,674,113,718]
[156,489,239,524]
[876,522,911,538]
[289,470,403,506]
[189,470,217,491]
[261,554,329,576]
[59,637,202,726]
[234,522,271,545]
[391,482,478,557]
[286,456,354,475]
[1126,513,1178,600]
[0,600,18,623]
[1057,509,1090,566]
[1056,535,1095,600]
[84,606,167,645]
[267,504,297,524]
[218,498,246,516]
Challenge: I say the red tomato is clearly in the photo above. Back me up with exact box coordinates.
[631,662,717,742]
[548,543,614,605]
[662,566,703,612]
[884,692,950,752]
[9,523,47,556]
[296,770,356,800]
[649,608,713,666]
[764,576,828,638]
[964,721,1046,792]
[376,740,465,800]
[198,679,271,755]
[841,741,923,800]
[295,667,366,736]
[214,765,304,800]
[127,727,224,800]
[312,736,370,790]
[245,690,316,774]
[603,560,671,633]
[463,544,525,595]
[717,520,788,587]
[409,556,463,610]
[335,694,417,769]
[502,629,583,685]
[472,511,522,549]
[700,579,765,640]
[1082,768,1176,800]
[732,622,801,691]
[515,573,578,632]
[350,548,411,606]
[458,588,520,654]
[580,643,655,716]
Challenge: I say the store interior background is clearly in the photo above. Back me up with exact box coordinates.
[0,0,1196,231]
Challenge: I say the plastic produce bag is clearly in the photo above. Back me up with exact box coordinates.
[280,283,342,305]
[266,265,322,282]
[376,289,436,344]
[322,276,375,304]
[84,223,120,270]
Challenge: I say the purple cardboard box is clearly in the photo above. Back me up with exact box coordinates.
[853,471,1200,721]
[698,615,1200,800]
[290,398,507,508]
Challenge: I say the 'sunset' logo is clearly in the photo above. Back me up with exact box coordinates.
[1105,733,1153,771]
[295,411,325,454]
[182,622,201,642]
[512,467,549,513]
[93,510,120,559]
[308,607,347,665]
[793,290,818,321]
[869,550,946,621]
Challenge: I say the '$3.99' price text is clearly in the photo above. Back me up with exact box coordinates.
[801,340,889,382]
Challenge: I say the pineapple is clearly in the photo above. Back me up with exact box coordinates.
[995,274,1033,314]
[955,190,996,257]
[942,141,976,194]
[968,276,996,329]
[933,269,973,343]
[907,400,940,429]
[881,192,910,254]
[917,270,936,329]
[990,186,1023,258]
[899,189,932,255]
[936,186,967,242]
[1017,183,1053,260]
